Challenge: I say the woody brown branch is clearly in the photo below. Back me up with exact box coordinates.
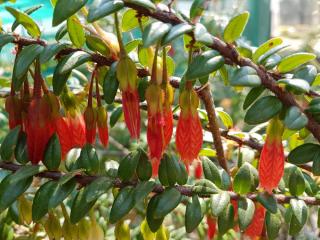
[0,162,318,205]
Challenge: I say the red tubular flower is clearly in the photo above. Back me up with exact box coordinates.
[176,88,203,166]
[97,106,109,147]
[84,106,97,144]
[5,95,22,129]
[122,90,140,139]
[258,117,284,193]
[194,161,203,179]
[244,203,266,238]
[206,215,216,239]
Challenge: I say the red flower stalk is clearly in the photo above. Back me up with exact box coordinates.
[96,73,109,147]
[176,88,203,166]
[244,203,266,238]
[206,215,216,239]
[258,117,284,193]
[26,61,55,164]
[194,161,203,179]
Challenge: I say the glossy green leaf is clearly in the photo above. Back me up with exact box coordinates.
[0,34,14,52]
[103,62,119,104]
[244,96,282,125]
[288,143,320,164]
[233,162,254,194]
[162,23,193,46]
[110,106,123,127]
[52,0,88,26]
[210,191,230,217]
[137,148,152,181]
[43,134,61,171]
[194,23,214,45]
[70,188,97,224]
[288,167,305,196]
[12,44,44,90]
[55,23,67,41]
[277,53,316,73]
[86,34,110,56]
[9,165,42,184]
[278,78,310,94]
[289,199,308,234]
[32,181,57,222]
[158,154,182,187]
[217,109,233,129]
[48,178,77,209]
[14,132,29,164]
[217,204,234,235]
[185,195,203,233]
[125,39,142,53]
[266,211,282,240]
[202,157,222,187]
[40,43,69,63]
[238,198,255,231]
[176,161,188,185]
[122,9,148,32]
[109,187,135,223]
[134,181,156,204]
[118,150,140,181]
[6,6,40,37]
[77,144,100,175]
[190,0,206,19]
[252,37,283,63]
[146,195,164,232]
[11,4,43,31]
[84,177,113,203]
[67,15,85,48]
[258,44,288,64]
[186,50,224,80]
[126,0,156,10]
[223,12,250,43]
[142,21,171,48]
[256,192,277,214]
[293,65,317,85]
[284,106,308,130]
[87,0,124,22]
[230,66,261,87]
[0,126,20,161]
[153,188,181,219]
[193,179,219,195]
[243,86,265,110]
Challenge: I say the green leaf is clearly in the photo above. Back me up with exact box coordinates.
[77,144,100,175]
[67,15,85,48]
[86,34,110,56]
[185,50,224,80]
[110,107,123,127]
[0,34,14,52]
[223,12,250,43]
[284,106,308,130]
[244,96,282,125]
[48,178,77,209]
[52,0,88,26]
[137,148,152,181]
[153,188,181,219]
[9,165,42,184]
[142,21,171,48]
[210,191,230,217]
[288,167,305,196]
[277,52,316,73]
[40,43,69,63]
[118,150,140,181]
[32,181,57,222]
[256,192,277,214]
[266,211,282,240]
[134,181,156,204]
[233,162,254,194]
[217,109,233,129]
[87,0,124,22]
[43,134,61,171]
[0,174,32,211]
[176,161,188,185]
[288,143,320,164]
[109,187,135,224]
[12,4,43,31]
[162,23,193,46]
[14,132,29,164]
[238,198,255,231]
[190,0,206,20]
[199,148,216,157]
[202,157,222,187]
[185,195,203,233]
[125,39,142,53]
[258,44,288,64]
[194,23,214,45]
[243,86,265,110]
[290,199,308,227]
[193,179,219,195]
[252,37,283,63]
[0,126,20,161]
[6,6,40,37]
[12,44,44,91]
[126,0,156,10]
[230,66,261,87]
[122,9,148,32]
[70,188,97,224]
[59,51,91,75]
[55,23,67,41]
[158,154,182,187]
[103,62,119,104]
[84,177,113,202]
[217,204,234,235]
[278,78,310,94]
[293,65,317,85]
[146,195,164,232]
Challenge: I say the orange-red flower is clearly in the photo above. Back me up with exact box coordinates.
[97,106,109,147]
[84,106,97,144]
[206,215,216,239]
[5,95,22,129]
[244,203,266,238]
[258,117,284,193]
[176,88,203,165]
[194,161,203,179]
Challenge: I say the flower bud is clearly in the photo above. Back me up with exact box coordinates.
[44,212,62,240]
[116,56,138,92]
[122,90,141,139]
[84,106,97,144]
[96,106,109,147]
[18,195,32,225]
[115,221,130,240]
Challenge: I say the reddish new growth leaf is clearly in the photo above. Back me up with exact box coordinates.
[176,88,203,165]
[122,90,141,139]
[244,203,266,238]
[258,117,284,193]
[206,215,216,239]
